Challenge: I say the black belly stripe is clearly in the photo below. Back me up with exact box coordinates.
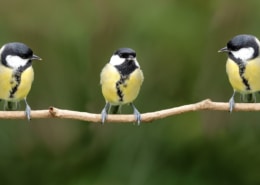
[115,59,138,102]
[229,55,251,91]
[115,75,129,102]
[238,64,251,91]
[9,70,22,98]
[9,62,32,99]
[116,82,123,102]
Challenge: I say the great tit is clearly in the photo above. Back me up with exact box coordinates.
[219,34,260,112]
[100,48,144,125]
[0,42,41,120]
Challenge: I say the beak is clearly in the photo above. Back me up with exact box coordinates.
[31,54,42,61]
[127,55,134,60]
[218,46,229,53]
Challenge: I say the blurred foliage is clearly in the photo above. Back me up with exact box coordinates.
[1,0,260,184]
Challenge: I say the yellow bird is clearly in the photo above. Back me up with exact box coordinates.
[0,42,41,120]
[100,48,144,125]
[219,34,260,112]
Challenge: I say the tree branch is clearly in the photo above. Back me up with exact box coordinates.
[0,99,260,123]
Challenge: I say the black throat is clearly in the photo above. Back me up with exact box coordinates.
[114,59,138,102]
[115,59,138,76]
[229,55,251,91]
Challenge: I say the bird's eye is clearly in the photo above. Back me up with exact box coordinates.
[232,46,240,51]
[20,54,30,59]
[119,53,136,58]
[119,53,128,58]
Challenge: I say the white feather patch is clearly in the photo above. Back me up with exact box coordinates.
[231,47,254,61]
[6,55,29,69]
[109,55,125,66]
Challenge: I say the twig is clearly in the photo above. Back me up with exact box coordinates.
[0,99,260,123]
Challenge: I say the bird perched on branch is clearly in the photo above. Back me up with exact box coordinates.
[219,34,260,112]
[0,42,42,120]
[100,48,144,125]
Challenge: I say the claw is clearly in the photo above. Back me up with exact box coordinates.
[131,103,141,125]
[101,102,110,124]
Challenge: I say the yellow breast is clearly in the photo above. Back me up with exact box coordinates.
[100,63,144,105]
[243,58,260,91]
[0,65,34,101]
[16,67,34,100]
[121,69,144,103]
[226,58,260,93]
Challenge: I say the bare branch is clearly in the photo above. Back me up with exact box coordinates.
[0,99,260,123]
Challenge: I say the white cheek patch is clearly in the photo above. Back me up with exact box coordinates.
[231,47,254,61]
[109,55,125,65]
[6,55,29,69]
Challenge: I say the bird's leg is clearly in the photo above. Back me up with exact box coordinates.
[3,101,9,110]
[253,93,257,103]
[13,101,18,110]
[240,93,256,103]
[130,103,141,126]
[101,102,110,124]
[4,101,18,110]
[229,91,236,112]
[24,98,31,121]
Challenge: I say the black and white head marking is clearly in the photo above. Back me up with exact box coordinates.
[222,34,260,63]
[109,48,140,76]
[109,48,140,67]
[0,42,41,69]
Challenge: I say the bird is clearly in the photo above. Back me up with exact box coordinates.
[100,48,144,125]
[0,42,42,120]
[219,34,260,112]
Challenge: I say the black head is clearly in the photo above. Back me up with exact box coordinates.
[227,34,258,52]
[114,48,136,59]
[2,42,34,59]
[219,34,260,61]
[110,48,139,75]
[0,42,41,67]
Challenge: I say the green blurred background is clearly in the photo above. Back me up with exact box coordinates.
[1,0,260,184]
